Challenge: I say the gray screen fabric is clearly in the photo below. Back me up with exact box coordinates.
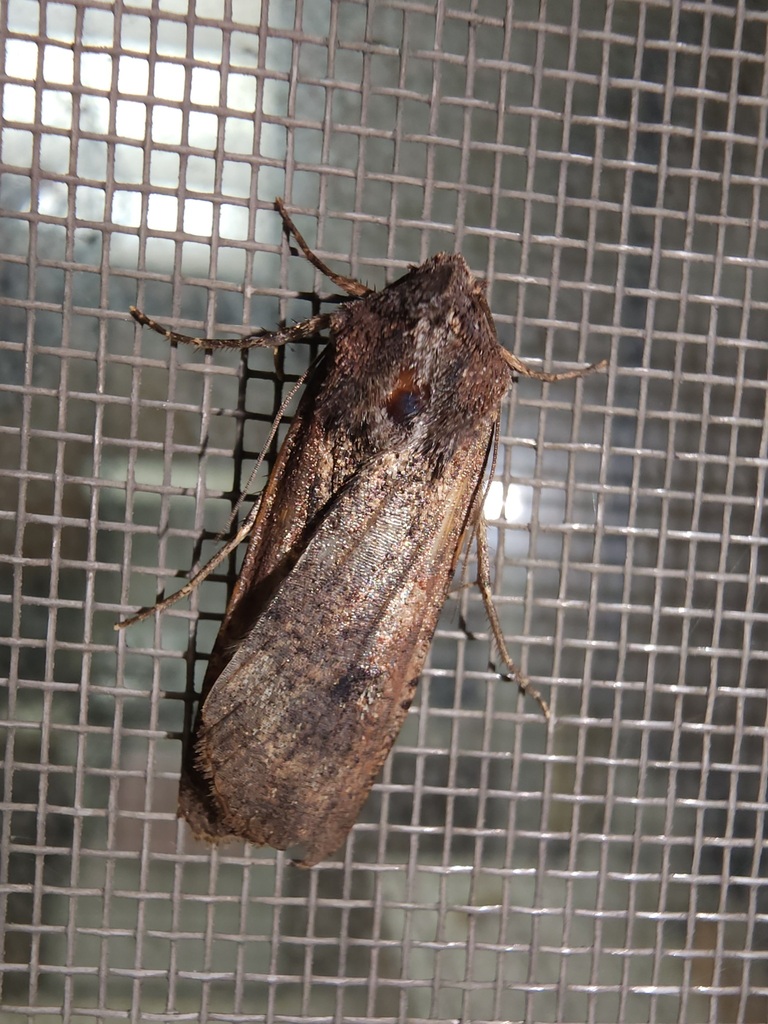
[1,2,766,1022]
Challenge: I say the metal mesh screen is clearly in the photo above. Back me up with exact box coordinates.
[2,0,767,1020]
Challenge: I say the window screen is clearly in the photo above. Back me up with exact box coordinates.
[1,1,766,1021]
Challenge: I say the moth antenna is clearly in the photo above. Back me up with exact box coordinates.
[222,359,317,532]
[116,354,321,631]
[455,428,499,591]
[114,509,259,630]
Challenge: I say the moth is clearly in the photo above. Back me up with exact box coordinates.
[119,198,605,866]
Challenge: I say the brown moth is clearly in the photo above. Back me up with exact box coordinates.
[119,199,605,866]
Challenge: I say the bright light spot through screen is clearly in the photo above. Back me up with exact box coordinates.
[484,480,530,523]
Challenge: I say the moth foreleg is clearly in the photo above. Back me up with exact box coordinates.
[274,196,372,299]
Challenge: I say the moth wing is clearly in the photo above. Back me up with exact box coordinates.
[178,380,336,840]
[197,435,492,865]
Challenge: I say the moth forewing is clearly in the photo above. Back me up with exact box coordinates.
[194,435,498,866]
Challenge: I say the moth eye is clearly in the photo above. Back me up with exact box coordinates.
[386,369,429,424]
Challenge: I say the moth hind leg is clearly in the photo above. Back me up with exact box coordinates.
[474,513,551,721]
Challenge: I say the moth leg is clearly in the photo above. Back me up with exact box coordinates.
[129,196,373,347]
[500,348,608,382]
[274,197,372,299]
[115,354,313,628]
[129,306,334,351]
[475,514,551,720]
